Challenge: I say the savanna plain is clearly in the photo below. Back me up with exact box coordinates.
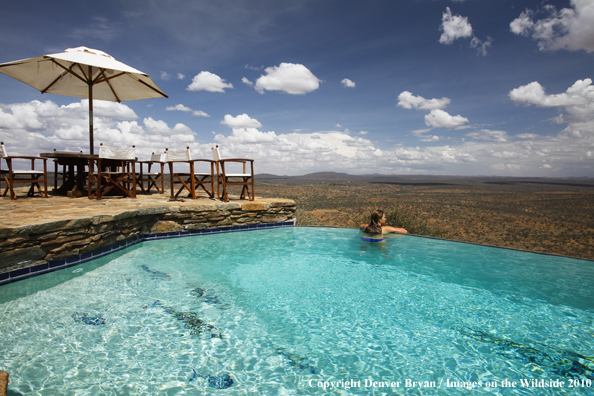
[255,173,594,261]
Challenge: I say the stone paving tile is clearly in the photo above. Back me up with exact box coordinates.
[0,187,286,229]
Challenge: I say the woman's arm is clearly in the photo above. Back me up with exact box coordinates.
[382,226,408,234]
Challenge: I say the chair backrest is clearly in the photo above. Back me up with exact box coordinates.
[150,152,166,162]
[0,142,7,158]
[99,144,136,160]
[212,145,221,162]
[166,147,191,162]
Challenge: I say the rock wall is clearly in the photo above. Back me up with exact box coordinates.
[0,199,296,274]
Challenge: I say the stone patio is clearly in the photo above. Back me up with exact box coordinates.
[0,188,296,276]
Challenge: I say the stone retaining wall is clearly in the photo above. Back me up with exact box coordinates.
[0,199,296,274]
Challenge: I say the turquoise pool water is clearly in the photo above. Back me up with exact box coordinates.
[1,227,593,395]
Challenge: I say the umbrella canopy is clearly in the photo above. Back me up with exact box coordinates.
[0,46,168,154]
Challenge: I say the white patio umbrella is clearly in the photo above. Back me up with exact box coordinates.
[0,46,168,154]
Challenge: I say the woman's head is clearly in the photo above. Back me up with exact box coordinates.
[364,209,385,234]
[370,209,385,227]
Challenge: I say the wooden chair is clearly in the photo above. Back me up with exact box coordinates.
[212,145,254,202]
[0,142,48,200]
[166,147,215,200]
[88,143,137,200]
[137,152,166,194]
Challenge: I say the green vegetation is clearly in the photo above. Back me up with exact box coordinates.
[384,205,449,238]
[295,209,321,226]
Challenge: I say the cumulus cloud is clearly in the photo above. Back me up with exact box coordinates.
[254,63,320,95]
[1,99,592,177]
[221,114,263,129]
[218,127,278,144]
[242,77,254,86]
[161,71,171,81]
[439,8,492,55]
[166,104,210,117]
[82,100,138,120]
[177,73,185,80]
[398,91,469,130]
[398,91,451,110]
[507,79,594,172]
[510,0,594,53]
[143,117,193,135]
[509,79,594,123]
[0,99,198,161]
[439,7,473,44]
[341,78,356,88]
[187,71,233,93]
[424,109,469,128]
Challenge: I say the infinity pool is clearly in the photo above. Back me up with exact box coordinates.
[1,227,593,395]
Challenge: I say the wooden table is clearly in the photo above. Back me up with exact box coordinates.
[40,151,98,197]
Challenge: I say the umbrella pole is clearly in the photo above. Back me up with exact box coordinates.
[88,79,94,155]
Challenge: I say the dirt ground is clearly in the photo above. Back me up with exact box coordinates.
[255,174,594,261]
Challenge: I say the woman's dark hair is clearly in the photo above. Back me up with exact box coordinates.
[364,209,384,234]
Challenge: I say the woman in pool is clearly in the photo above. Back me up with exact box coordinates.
[360,209,408,235]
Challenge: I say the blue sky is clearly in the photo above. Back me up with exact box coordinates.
[1,0,593,176]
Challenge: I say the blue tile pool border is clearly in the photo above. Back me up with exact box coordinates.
[0,220,296,286]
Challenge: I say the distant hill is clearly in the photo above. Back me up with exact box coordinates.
[258,172,374,180]
[255,172,594,188]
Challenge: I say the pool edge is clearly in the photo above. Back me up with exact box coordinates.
[297,225,594,263]
[0,221,296,286]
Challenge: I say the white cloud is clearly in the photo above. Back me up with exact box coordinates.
[439,7,492,55]
[516,133,541,139]
[82,100,138,120]
[399,91,468,130]
[221,114,263,129]
[425,109,469,128]
[341,78,356,88]
[412,128,441,142]
[216,127,589,176]
[1,99,592,177]
[470,36,493,56]
[244,65,264,71]
[0,99,198,161]
[398,91,451,110]
[510,0,594,53]
[177,73,185,80]
[254,63,320,95]
[143,117,193,135]
[509,79,594,123]
[187,71,234,93]
[242,77,254,87]
[466,129,508,142]
[166,104,192,112]
[166,103,210,117]
[217,127,278,144]
[439,7,473,44]
[509,79,594,158]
